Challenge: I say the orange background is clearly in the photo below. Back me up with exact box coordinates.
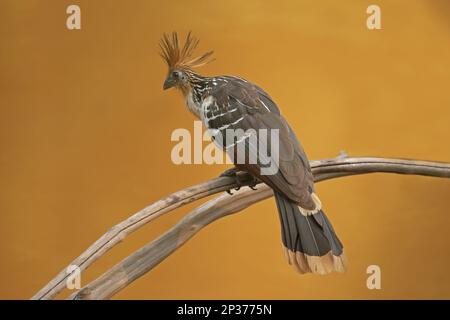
[1,0,449,299]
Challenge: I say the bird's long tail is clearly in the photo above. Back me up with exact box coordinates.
[274,191,347,274]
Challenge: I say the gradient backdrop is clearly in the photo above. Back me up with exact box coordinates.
[1,0,449,299]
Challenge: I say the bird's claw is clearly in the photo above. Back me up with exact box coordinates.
[219,168,259,195]
[247,178,258,190]
[220,168,245,195]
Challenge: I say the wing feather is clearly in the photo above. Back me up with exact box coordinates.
[207,77,315,209]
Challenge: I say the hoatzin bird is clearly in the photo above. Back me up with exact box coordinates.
[160,32,347,274]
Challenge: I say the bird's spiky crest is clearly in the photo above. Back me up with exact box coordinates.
[159,32,214,70]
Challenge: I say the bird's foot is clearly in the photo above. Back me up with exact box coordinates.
[219,168,259,195]
[220,168,244,195]
[248,178,258,190]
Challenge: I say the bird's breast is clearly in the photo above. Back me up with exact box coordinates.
[185,90,202,119]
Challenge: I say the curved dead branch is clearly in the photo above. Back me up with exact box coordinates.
[49,155,450,300]
[32,170,257,300]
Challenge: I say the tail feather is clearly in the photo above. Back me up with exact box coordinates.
[274,191,347,275]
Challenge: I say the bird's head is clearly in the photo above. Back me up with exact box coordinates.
[159,32,214,91]
[162,68,189,90]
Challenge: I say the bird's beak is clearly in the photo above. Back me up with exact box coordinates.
[163,74,176,90]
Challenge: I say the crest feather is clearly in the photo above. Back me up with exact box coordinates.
[159,32,214,70]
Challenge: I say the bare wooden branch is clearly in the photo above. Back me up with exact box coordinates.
[32,174,257,300]
[69,187,274,300]
[62,156,450,300]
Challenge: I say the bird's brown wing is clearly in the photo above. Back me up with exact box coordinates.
[207,77,316,209]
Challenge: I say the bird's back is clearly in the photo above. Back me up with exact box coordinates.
[199,76,316,210]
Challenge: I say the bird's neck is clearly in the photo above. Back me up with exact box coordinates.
[180,71,212,118]
[186,71,209,96]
